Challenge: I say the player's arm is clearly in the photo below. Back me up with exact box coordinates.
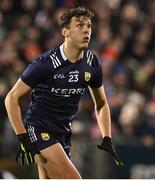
[89,85,124,167]
[88,85,111,138]
[5,78,32,135]
[5,78,39,165]
[5,54,48,134]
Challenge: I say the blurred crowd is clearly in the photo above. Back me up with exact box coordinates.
[1,0,155,158]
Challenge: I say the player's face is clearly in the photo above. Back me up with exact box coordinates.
[66,16,92,49]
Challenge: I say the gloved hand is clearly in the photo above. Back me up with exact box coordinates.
[16,133,39,166]
[97,136,124,167]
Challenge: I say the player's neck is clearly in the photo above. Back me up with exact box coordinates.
[63,42,84,63]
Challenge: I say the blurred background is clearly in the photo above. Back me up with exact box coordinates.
[1,0,155,178]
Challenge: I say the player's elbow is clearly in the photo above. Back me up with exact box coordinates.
[5,92,12,109]
[5,90,18,109]
[95,100,107,111]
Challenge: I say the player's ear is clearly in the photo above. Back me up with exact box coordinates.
[61,27,69,37]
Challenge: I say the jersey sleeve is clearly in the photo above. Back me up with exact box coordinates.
[20,55,50,88]
[88,54,103,88]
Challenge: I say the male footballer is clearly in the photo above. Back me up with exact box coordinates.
[5,7,123,179]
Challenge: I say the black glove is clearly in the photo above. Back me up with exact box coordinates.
[16,133,39,166]
[97,136,124,167]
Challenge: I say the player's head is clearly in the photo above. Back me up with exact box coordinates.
[59,7,94,50]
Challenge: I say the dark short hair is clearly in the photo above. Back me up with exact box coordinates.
[59,7,94,29]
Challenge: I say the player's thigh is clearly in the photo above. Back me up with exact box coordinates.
[40,143,81,179]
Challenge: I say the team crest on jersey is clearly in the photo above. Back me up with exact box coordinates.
[84,72,91,81]
[41,133,50,141]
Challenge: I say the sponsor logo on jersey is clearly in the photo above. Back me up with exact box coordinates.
[85,72,91,81]
[51,87,85,96]
[54,74,65,79]
[41,133,50,141]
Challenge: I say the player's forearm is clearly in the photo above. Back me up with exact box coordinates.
[95,103,111,138]
[5,93,27,135]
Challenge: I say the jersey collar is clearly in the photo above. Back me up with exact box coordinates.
[60,44,67,61]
